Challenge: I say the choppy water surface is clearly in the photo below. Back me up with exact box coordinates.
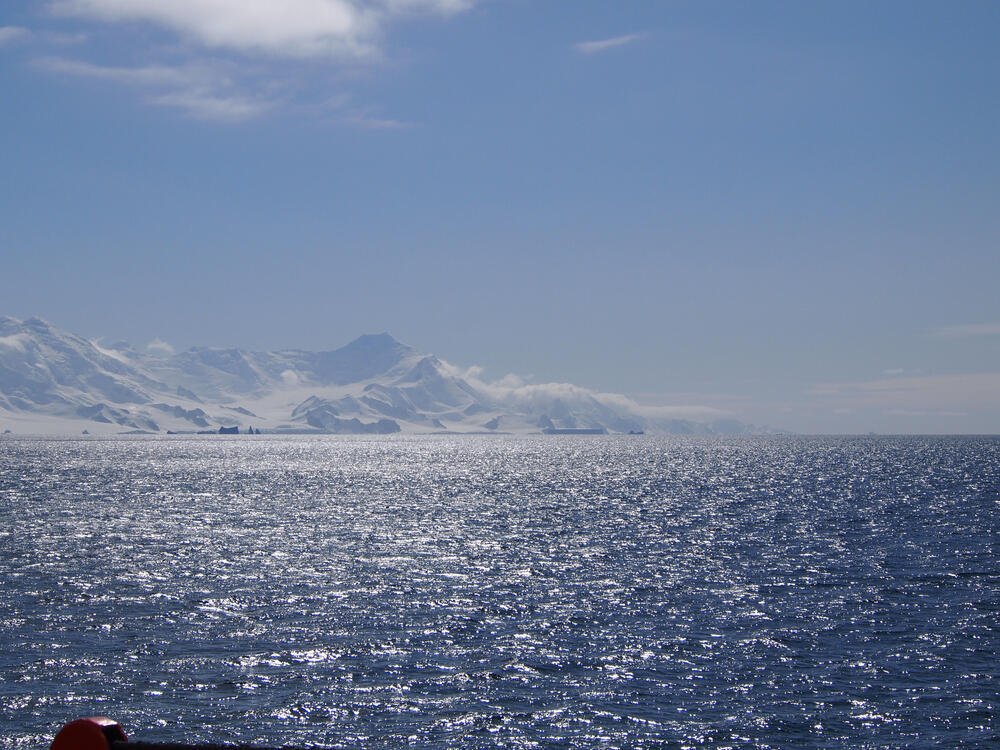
[1,435,998,748]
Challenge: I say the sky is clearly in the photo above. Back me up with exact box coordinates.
[1,0,999,434]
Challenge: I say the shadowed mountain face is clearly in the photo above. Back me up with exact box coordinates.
[157,334,418,399]
[306,333,416,385]
[0,317,766,435]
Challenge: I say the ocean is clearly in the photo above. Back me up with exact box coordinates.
[1,435,997,748]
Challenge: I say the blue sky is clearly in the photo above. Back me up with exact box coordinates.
[1,0,999,433]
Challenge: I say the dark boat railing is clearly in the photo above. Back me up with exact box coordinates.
[50,717,315,750]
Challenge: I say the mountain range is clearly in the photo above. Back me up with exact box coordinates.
[0,316,769,435]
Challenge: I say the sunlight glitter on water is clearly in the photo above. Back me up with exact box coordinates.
[1,435,998,748]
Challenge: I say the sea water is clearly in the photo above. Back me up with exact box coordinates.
[1,435,997,748]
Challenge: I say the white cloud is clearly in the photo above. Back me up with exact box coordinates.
[36,57,273,120]
[51,0,470,59]
[0,334,29,352]
[440,359,728,422]
[151,85,270,121]
[145,338,175,355]
[494,372,524,389]
[0,26,30,46]
[381,0,470,12]
[281,369,301,386]
[40,56,193,85]
[40,1,476,121]
[930,322,1000,338]
[463,364,485,379]
[340,111,412,129]
[575,33,642,55]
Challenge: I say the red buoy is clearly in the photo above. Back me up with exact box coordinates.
[51,717,127,750]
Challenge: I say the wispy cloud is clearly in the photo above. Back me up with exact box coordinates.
[440,360,729,422]
[50,0,471,59]
[37,1,477,121]
[930,322,1000,338]
[146,338,175,355]
[574,33,643,55]
[0,26,30,46]
[340,111,413,129]
[36,57,274,120]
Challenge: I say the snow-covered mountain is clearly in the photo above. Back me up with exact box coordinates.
[0,316,768,435]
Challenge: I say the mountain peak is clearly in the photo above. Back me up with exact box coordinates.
[337,332,415,361]
[0,316,765,435]
[396,355,444,384]
[344,332,406,349]
[0,316,54,336]
[310,333,417,386]
[23,317,53,333]
[0,316,24,335]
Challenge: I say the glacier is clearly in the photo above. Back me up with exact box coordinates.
[0,316,769,436]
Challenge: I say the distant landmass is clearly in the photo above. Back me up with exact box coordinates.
[0,316,778,436]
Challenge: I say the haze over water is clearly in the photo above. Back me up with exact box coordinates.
[2,435,997,748]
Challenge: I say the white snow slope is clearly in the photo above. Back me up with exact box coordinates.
[0,316,765,436]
